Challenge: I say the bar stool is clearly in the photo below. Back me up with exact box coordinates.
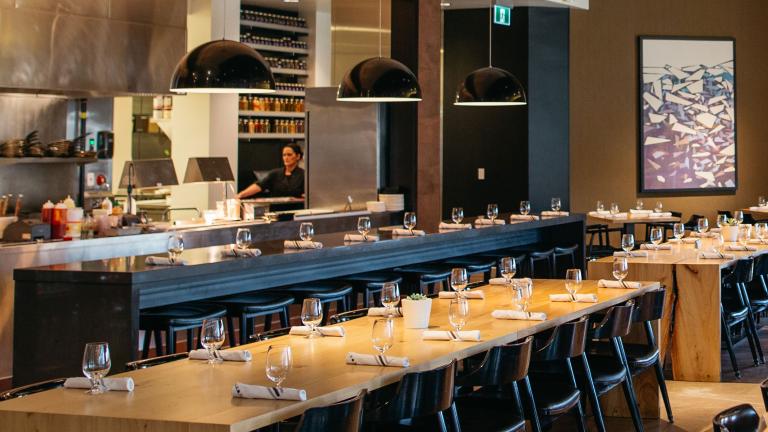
[528,248,556,279]
[554,244,579,278]
[475,250,529,278]
[139,303,227,358]
[393,264,452,295]
[712,404,760,432]
[214,292,295,345]
[282,280,353,325]
[335,272,402,308]
[441,256,496,283]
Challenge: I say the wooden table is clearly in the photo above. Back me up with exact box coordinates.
[0,280,658,432]
[588,212,680,236]
[743,208,768,220]
[589,238,768,383]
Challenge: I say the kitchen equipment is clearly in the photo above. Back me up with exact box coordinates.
[51,202,67,239]
[0,216,17,239]
[96,131,114,159]
[47,140,72,157]
[1,139,24,158]
[3,219,51,242]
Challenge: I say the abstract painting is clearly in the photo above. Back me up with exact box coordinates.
[638,37,736,193]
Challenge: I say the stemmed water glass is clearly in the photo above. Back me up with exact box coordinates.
[235,228,252,251]
[357,216,371,240]
[613,257,629,284]
[82,342,111,395]
[265,344,292,390]
[299,222,314,241]
[650,227,664,250]
[713,233,725,255]
[403,212,417,235]
[621,234,635,254]
[697,218,709,235]
[717,214,728,228]
[451,267,468,298]
[381,282,400,317]
[738,225,751,247]
[451,207,464,224]
[167,232,184,263]
[760,196,767,208]
[565,269,582,302]
[610,202,620,216]
[636,199,644,210]
[448,298,470,333]
[511,279,533,317]
[673,223,685,241]
[596,200,604,212]
[654,201,663,213]
[487,204,499,222]
[734,211,744,225]
[551,197,561,212]
[500,257,517,286]
[301,298,323,338]
[201,318,226,364]
[756,223,768,243]
[372,319,394,359]
[520,201,531,216]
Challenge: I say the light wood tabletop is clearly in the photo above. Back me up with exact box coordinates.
[587,212,680,224]
[0,279,658,432]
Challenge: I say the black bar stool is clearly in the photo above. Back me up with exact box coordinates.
[335,272,403,308]
[139,303,228,358]
[393,264,452,295]
[282,281,354,325]
[441,256,496,283]
[554,244,580,278]
[712,404,760,432]
[214,292,294,345]
[528,248,556,279]
[475,251,529,278]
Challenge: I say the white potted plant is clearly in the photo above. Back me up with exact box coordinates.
[721,218,739,242]
[401,293,432,329]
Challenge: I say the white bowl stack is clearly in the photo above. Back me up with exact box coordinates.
[379,194,405,211]
[366,201,387,212]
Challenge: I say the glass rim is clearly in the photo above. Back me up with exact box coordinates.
[267,343,291,350]
[84,341,109,347]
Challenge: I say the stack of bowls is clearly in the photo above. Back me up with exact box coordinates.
[379,194,404,211]
[366,201,387,212]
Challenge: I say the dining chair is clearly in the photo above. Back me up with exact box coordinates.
[212,292,294,345]
[761,377,768,411]
[721,259,763,377]
[329,308,370,324]
[0,378,66,401]
[125,352,189,370]
[294,389,367,432]
[527,248,556,279]
[744,253,768,324]
[712,404,760,432]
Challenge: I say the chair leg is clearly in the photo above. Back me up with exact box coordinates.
[653,359,674,422]
[186,329,194,352]
[240,314,250,347]
[141,330,151,359]
[521,376,542,432]
[580,353,607,432]
[226,316,237,347]
[436,411,448,432]
[449,402,461,432]
[722,310,741,378]
[154,329,164,356]
[621,377,645,432]
[744,305,765,364]
[263,314,273,332]
[280,307,290,328]
[166,327,176,354]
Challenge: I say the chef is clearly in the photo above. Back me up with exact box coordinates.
[237,143,304,199]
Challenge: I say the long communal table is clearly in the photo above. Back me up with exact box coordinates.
[0,279,658,432]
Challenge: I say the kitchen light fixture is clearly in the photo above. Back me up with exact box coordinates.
[337,0,421,102]
[454,0,526,106]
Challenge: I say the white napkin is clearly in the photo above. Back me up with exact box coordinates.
[598,279,643,289]
[710,227,722,233]
[221,248,262,258]
[549,293,598,303]
[725,245,758,251]
[629,209,653,215]
[284,240,323,249]
[605,212,628,219]
[423,330,481,341]
[613,251,648,257]
[474,218,506,226]
[232,383,307,401]
[690,232,717,238]
[489,277,531,286]
[367,307,402,317]
[698,252,736,259]
[64,377,134,392]
[749,239,768,245]
[640,244,672,250]
[491,310,547,321]
[668,238,698,244]
[541,211,570,218]
[438,290,485,299]
[510,214,540,222]
[289,326,345,337]
[189,349,252,362]
[438,222,473,230]
[588,211,611,217]
[392,229,426,237]
[750,206,768,212]
[343,234,380,242]
[145,256,187,266]
[647,212,673,218]
[346,352,409,367]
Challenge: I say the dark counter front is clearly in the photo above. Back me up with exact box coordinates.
[13,215,585,385]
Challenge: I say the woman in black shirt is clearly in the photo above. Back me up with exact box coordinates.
[237,143,305,199]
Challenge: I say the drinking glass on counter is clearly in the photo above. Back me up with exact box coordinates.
[299,222,314,241]
[448,298,470,333]
[654,201,663,213]
[621,234,635,254]
[167,232,184,262]
[673,223,685,241]
[596,200,604,212]
[636,199,644,210]
[372,319,394,357]
[357,216,371,240]
[235,228,252,250]
[82,342,111,395]
[760,196,767,207]
[451,207,464,224]
[520,201,531,216]
[650,227,664,248]
[201,318,226,364]
[755,223,768,242]
[265,345,292,390]
[610,202,620,215]
[300,298,323,338]
[734,210,744,225]
[500,257,517,284]
[381,282,400,317]
[738,225,751,247]
[403,212,417,234]
[511,278,533,316]
[717,214,728,228]
[697,218,709,234]
[451,268,468,297]
[713,233,725,254]
[612,257,629,283]
[551,197,561,212]
[564,269,583,301]
[487,203,499,222]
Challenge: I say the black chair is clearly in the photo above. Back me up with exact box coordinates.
[336,272,403,308]
[744,253,768,324]
[528,249,555,279]
[441,256,496,284]
[365,360,459,432]
[712,404,760,432]
[329,308,370,324]
[292,389,367,432]
[251,327,291,342]
[393,264,452,295]
[214,292,294,346]
[0,378,66,401]
[475,251,528,278]
[721,259,763,377]
[282,281,354,325]
[761,377,768,411]
[646,211,682,242]
[125,352,188,370]
[586,224,618,259]
[527,317,589,432]
[733,259,766,365]
[139,303,228,358]
[718,210,757,225]
[683,214,706,231]
[554,245,580,278]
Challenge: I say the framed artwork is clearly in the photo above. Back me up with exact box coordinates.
[638,36,736,194]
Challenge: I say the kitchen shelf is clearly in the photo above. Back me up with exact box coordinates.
[239,133,305,140]
[271,67,309,76]
[0,157,98,165]
[271,90,305,97]
[245,43,308,55]
[240,19,310,35]
[239,110,305,118]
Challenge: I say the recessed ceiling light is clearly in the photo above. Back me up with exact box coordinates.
[440,2,451,7]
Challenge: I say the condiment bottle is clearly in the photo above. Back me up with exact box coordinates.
[41,200,54,224]
[64,207,83,240]
[101,197,113,213]
[63,195,75,209]
[51,201,68,239]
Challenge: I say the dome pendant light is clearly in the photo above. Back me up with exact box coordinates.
[337,0,422,102]
[454,1,526,106]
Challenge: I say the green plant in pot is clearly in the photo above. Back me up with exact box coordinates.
[401,293,432,329]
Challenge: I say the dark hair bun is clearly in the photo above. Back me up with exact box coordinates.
[284,142,303,158]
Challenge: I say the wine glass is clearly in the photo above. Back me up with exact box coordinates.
[636,199,644,210]
[564,269,582,302]
[500,257,517,285]
[372,319,394,358]
[520,201,531,216]
[357,216,371,240]
[717,214,728,228]
[621,234,635,254]
[596,200,604,212]
[760,196,767,208]
[403,212,417,235]
[511,279,533,316]
[167,232,184,263]
[673,223,685,241]
[650,227,664,249]
[381,282,400,317]
[201,318,226,364]
[756,223,768,242]
[451,207,464,224]
[451,267,468,298]
[654,201,663,213]
[738,225,751,247]
[610,202,620,216]
[551,197,561,212]
[713,233,725,254]
[734,211,744,225]
[448,298,470,333]
[265,344,292,390]
[487,204,499,222]
[235,228,252,251]
[612,257,629,283]
[299,222,314,241]
[300,298,323,338]
[82,342,111,395]
[697,218,709,234]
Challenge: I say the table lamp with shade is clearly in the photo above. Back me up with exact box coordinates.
[183,157,237,219]
[118,159,179,217]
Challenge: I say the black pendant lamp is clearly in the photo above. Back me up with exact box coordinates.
[337,0,421,102]
[454,1,526,106]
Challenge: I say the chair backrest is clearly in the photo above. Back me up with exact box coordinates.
[633,288,666,323]
[296,389,367,432]
[528,248,555,279]
[718,210,733,219]
[731,258,755,285]
[252,327,291,342]
[684,214,705,228]
[761,377,768,411]
[743,213,757,225]
[329,308,369,325]
[125,352,188,370]
[456,336,532,387]
[590,302,635,339]
[712,403,760,432]
[0,378,66,401]
[533,316,589,361]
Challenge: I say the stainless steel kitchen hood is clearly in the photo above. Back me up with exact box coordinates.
[0,0,187,96]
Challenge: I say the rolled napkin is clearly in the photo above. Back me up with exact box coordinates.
[423,330,481,341]
[189,349,252,362]
[541,211,570,218]
[629,209,653,215]
[550,293,598,303]
[749,239,768,245]
[698,252,736,259]
[588,210,611,217]
[474,217,506,227]
[438,290,485,299]
[710,227,722,233]
[145,256,187,266]
[489,277,532,286]
[647,212,673,218]
[346,352,409,367]
[749,206,768,212]
[491,310,547,321]
[232,383,307,401]
[613,251,649,257]
[598,279,643,289]
[690,232,717,238]
[284,240,323,249]
[438,222,473,231]
[221,248,262,258]
[668,238,698,244]
[289,326,345,337]
[725,245,758,251]
[510,214,540,222]
[64,377,134,392]
[640,243,672,250]
[605,212,628,219]
[367,307,402,317]
[343,234,380,242]
[392,228,427,237]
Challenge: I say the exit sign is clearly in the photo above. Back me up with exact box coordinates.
[493,4,511,26]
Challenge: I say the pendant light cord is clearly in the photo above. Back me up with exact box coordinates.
[488,0,492,67]
[378,0,382,58]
